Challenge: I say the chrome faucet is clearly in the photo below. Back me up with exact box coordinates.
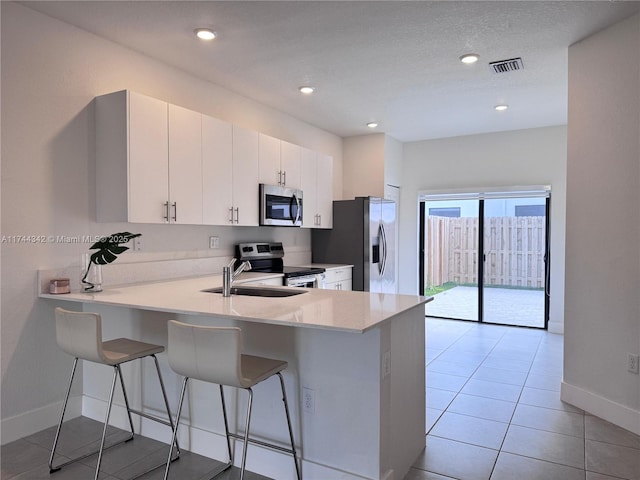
[222,259,252,297]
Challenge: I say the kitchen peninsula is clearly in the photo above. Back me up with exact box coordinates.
[40,274,430,480]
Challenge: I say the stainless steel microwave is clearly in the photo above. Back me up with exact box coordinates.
[259,184,303,226]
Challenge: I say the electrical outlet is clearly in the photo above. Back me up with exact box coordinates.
[209,236,219,249]
[302,387,315,414]
[627,353,639,374]
[133,237,142,251]
[382,350,391,378]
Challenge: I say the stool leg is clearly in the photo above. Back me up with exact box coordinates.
[219,385,233,466]
[277,372,301,480]
[94,367,119,480]
[48,357,78,472]
[152,354,180,456]
[240,388,254,480]
[164,376,188,480]
[115,364,136,439]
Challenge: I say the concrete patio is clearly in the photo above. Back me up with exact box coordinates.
[425,285,546,328]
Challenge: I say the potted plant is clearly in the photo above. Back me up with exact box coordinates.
[82,232,141,292]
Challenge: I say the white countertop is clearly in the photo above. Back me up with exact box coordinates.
[39,274,430,333]
[303,263,354,270]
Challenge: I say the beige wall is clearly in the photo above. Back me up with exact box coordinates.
[562,13,640,434]
[0,2,342,441]
[400,126,567,334]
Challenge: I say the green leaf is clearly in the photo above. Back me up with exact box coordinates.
[87,232,141,265]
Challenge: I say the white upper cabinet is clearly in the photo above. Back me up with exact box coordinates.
[280,141,302,189]
[232,126,259,226]
[258,134,301,189]
[316,152,333,228]
[168,104,203,224]
[258,133,281,186]
[96,90,326,228]
[97,90,169,223]
[301,147,333,229]
[202,114,233,225]
[97,91,204,224]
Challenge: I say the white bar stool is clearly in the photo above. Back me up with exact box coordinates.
[163,320,301,480]
[49,307,179,480]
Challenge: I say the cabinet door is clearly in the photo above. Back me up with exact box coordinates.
[258,133,281,186]
[280,141,301,189]
[202,115,233,225]
[168,104,202,224]
[232,126,259,226]
[316,152,333,228]
[128,92,169,223]
[300,147,318,228]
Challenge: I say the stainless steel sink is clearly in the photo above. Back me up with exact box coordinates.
[202,286,307,297]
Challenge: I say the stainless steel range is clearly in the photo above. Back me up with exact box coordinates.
[235,242,325,288]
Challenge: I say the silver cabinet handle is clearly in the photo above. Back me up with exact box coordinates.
[283,170,287,186]
[229,207,234,223]
[278,170,282,185]
[234,207,239,224]
[164,201,170,222]
[172,202,177,222]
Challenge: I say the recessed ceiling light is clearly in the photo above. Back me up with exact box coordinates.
[495,104,509,111]
[195,28,216,41]
[299,86,314,95]
[460,53,480,64]
[367,122,379,128]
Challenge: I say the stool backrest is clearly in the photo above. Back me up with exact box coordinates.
[54,307,106,364]
[167,320,243,388]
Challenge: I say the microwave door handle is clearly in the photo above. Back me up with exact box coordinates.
[291,195,301,225]
[289,196,296,224]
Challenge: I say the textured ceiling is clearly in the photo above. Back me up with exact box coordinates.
[22,1,640,142]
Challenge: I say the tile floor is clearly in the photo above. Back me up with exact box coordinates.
[406,318,640,480]
[2,318,639,480]
[1,415,270,479]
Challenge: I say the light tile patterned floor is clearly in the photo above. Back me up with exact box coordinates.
[407,317,640,480]
[2,318,639,480]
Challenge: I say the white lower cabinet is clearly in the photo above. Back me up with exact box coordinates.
[322,266,353,291]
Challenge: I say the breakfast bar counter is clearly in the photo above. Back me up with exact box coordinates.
[40,274,428,333]
[40,275,431,480]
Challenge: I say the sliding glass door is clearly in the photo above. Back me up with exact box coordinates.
[420,189,549,328]
[482,197,547,328]
[421,199,479,321]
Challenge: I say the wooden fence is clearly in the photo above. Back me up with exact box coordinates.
[425,216,546,289]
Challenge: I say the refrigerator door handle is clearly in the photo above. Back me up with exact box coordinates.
[381,223,388,276]
[378,223,386,276]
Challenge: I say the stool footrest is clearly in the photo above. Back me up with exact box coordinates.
[128,408,173,428]
[227,432,297,456]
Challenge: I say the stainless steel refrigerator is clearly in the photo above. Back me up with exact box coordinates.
[312,197,397,293]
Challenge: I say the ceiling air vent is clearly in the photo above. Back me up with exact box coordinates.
[489,57,524,74]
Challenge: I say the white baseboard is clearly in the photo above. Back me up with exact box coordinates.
[561,381,640,436]
[1,396,82,445]
[82,395,373,480]
[548,320,564,334]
